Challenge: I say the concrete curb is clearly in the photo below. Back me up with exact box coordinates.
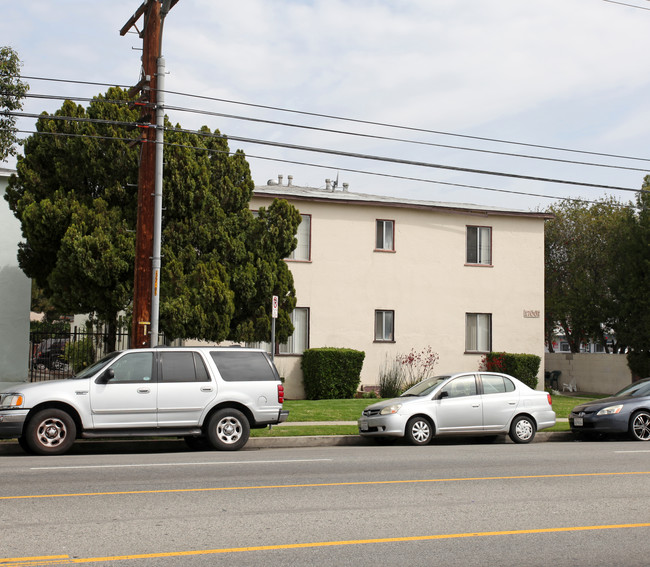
[0,431,575,455]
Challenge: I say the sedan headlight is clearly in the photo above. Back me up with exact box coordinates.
[597,404,623,416]
[380,404,402,415]
[0,393,24,409]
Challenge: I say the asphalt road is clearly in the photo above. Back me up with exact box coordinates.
[1,439,649,567]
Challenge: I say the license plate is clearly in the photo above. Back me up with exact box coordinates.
[359,421,368,431]
[574,417,583,427]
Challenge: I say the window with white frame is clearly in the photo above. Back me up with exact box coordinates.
[465,313,491,352]
[466,226,492,265]
[279,307,309,354]
[376,219,395,251]
[375,310,395,342]
[288,214,311,261]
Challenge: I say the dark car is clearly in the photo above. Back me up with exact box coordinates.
[569,378,650,441]
[32,338,68,370]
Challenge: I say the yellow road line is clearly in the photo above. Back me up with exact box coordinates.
[2,523,650,565]
[1,471,649,501]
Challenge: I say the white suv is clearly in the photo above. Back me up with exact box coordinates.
[0,346,288,455]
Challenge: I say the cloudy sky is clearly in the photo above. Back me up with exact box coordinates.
[3,0,650,210]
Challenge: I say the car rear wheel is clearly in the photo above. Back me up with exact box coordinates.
[629,411,650,441]
[206,409,250,451]
[405,416,433,445]
[25,409,76,455]
[509,415,536,444]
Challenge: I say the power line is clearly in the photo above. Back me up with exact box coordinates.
[9,110,641,193]
[602,0,650,10]
[14,128,640,207]
[17,74,650,165]
[16,91,650,173]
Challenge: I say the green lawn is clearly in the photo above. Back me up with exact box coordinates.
[249,394,598,437]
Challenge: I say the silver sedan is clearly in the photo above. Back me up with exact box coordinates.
[358,372,556,445]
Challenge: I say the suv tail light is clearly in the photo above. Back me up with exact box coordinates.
[278,384,285,404]
[547,393,552,406]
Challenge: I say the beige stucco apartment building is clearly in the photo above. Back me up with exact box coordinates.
[251,177,550,399]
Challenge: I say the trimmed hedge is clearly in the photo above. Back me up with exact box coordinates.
[483,352,541,390]
[627,350,650,380]
[301,347,365,399]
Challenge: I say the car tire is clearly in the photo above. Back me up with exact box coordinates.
[206,408,250,451]
[629,411,650,441]
[405,416,433,446]
[18,436,35,454]
[25,409,76,455]
[509,415,536,444]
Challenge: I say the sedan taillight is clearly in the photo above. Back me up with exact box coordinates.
[278,384,285,404]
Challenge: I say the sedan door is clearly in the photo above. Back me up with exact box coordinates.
[479,373,519,431]
[89,351,157,428]
[434,374,483,433]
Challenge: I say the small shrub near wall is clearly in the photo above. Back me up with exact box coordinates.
[481,352,541,390]
[301,348,365,400]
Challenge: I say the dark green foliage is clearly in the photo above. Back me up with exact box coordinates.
[626,351,650,381]
[0,46,29,160]
[545,198,628,353]
[6,89,302,345]
[610,181,650,377]
[301,348,365,400]
[64,338,95,373]
[483,352,541,389]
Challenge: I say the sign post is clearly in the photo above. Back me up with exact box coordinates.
[271,296,278,361]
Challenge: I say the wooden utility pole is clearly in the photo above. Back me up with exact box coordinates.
[120,1,171,347]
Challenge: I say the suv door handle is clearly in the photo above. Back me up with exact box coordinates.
[200,387,214,392]
[137,388,150,394]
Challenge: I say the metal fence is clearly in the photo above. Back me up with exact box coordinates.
[29,330,131,382]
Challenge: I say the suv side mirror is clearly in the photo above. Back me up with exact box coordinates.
[96,369,115,384]
[438,390,449,400]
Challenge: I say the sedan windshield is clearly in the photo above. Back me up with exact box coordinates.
[401,376,450,397]
[614,380,650,398]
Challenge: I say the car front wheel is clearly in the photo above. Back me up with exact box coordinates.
[405,416,433,445]
[509,415,536,444]
[629,411,650,441]
[25,409,77,455]
[206,409,250,451]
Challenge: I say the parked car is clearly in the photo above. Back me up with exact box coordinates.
[32,338,68,370]
[0,346,288,455]
[358,372,555,445]
[569,378,650,441]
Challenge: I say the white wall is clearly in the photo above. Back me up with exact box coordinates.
[0,168,30,385]
[545,353,632,395]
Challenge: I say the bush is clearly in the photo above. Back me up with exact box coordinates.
[378,356,404,398]
[397,346,439,391]
[301,348,365,400]
[627,350,650,380]
[64,338,95,374]
[481,352,541,389]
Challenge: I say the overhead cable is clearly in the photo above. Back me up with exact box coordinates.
[8,110,640,193]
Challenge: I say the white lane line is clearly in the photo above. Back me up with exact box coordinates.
[614,450,650,453]
[30,458,332,470]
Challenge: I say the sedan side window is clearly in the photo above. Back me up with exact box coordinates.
[108,352,153,383]
[481,375,515,394]
[441,376,477,398]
